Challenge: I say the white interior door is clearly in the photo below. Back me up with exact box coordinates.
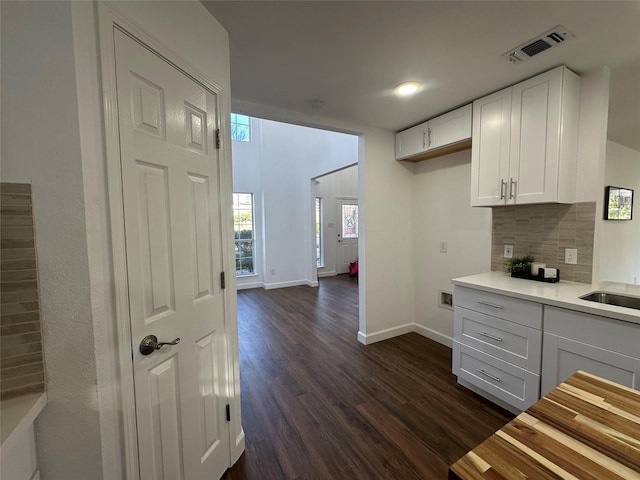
[336,198,359,274]
[114,29,230,480]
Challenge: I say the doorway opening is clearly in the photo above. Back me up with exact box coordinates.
[313,165,359,278]
[230,115,359,294]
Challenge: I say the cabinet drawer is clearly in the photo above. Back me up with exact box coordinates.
[544,306,640,358]
[455,307,541,372]
[453,341,540,411]
[454,286,542,329]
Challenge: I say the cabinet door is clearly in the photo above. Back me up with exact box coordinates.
[427,104,472,151]
[508,67,563,204]
[541,332,640,396]
[395,122,427,160]
[470,88,512,206]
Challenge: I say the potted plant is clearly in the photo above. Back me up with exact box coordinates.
[506,255,535,278]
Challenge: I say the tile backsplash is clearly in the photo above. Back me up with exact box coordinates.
[1,183,46,399]
[491,202,596,283]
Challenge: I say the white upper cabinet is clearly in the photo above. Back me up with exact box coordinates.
[428,104,472,150]
[395,121,428,160]
[470,66,581,207]
[395,104,472,162]
[470,88,512,205]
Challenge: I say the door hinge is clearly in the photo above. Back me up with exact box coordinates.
[220,271,226,290]
[215,129,221,149]
[225,404,231,422]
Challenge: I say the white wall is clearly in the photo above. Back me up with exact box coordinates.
[2,1,238,478]
[232,118,358,289]
[595,141,640,284]
[412,151,492,345]
[315,166,359,277]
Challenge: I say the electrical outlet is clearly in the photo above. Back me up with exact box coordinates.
[271,268,276,275]
[503,245,513,259]
[565,248,577,265]
[439,241,447,253]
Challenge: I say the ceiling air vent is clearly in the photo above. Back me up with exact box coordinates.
[503,25,574,64]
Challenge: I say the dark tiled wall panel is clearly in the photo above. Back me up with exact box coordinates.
[491,202,596,283]
[1,183,45,399]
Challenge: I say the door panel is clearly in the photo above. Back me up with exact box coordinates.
[188,174,214,301]
[136,161,175,321]
[509,68,562,204]
[148,356,183,480]
[114,29,229,480]
[470,88,512,206]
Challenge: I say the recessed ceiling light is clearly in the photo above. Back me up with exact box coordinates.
[394,82,422,97]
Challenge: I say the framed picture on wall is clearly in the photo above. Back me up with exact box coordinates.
[604,186,634,220]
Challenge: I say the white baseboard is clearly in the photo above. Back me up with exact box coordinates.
[236,281,263,291]
[358,323,452,347]
[357,323,413,345]
[318,270,337,278]
[413,324,453,348]
[263,279,318,290]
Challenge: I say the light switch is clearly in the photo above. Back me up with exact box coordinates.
[440,241,447,253]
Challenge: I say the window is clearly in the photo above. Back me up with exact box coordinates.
[315,197,323,267]
[231,113,251,142]
[233,193,255,276]
[341,204,358,238]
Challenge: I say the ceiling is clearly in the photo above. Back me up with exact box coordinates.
[203,1,640,150]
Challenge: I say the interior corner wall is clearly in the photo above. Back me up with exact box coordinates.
[576,67,611,203]
[1,2,104,478]
[576,67,612,284]
[316,165,359,277]
[594,141,640,284]
[412,150,492,345]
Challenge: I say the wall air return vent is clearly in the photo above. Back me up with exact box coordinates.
[503,25,574,64]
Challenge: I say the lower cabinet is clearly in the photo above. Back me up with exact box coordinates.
[453,286,640,413]
[1,421,39,480]
[453,286,542,413]
[541,305,640,396]
[541,333,640,396]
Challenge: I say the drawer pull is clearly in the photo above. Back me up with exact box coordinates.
[476,369,501,383]
[477,300,503,309]
[478,331,503,342]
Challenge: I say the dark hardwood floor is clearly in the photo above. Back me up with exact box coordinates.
[223,275,513,479]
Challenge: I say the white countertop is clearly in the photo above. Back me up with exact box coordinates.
[1,392,47,447]
[452,271,640,325]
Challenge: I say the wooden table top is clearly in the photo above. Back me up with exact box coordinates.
[449,371,640,479]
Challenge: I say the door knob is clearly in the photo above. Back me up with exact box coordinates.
[139,334,180,355]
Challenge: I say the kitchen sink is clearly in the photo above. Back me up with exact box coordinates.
[579,291,640,311]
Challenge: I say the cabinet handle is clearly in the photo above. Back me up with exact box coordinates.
[509,178,517,199]
[422,131,426,149]
[476,369,501,383]
[427,128,432,147]
[500,179,507,200]
[478,331,503,342]
[477,300,503,309]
